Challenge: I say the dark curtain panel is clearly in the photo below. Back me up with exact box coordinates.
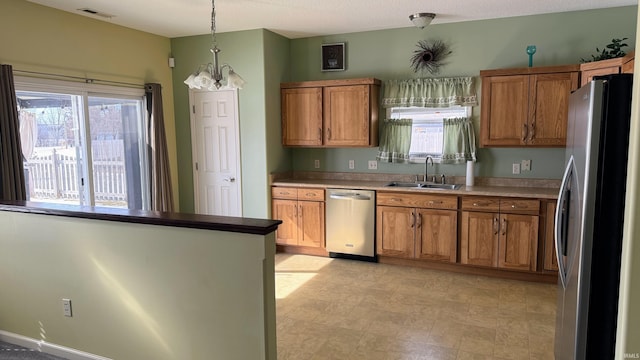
[145,83,174,212]
[0,64,26,201]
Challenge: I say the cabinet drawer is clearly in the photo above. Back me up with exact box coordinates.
[500,199,540,215]
[461,197,500,212]
[297,188,325,201]
[272,187,298,200]
[377,192,457,210]
[412,194,457,209]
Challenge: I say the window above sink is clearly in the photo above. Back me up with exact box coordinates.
[387,106,471,163]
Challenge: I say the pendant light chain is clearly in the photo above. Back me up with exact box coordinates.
[183,0,246,90]
[211,0,217,49]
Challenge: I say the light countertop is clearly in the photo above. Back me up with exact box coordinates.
[272,178,559,199]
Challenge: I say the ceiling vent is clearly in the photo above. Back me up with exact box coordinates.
[77,8,114,19]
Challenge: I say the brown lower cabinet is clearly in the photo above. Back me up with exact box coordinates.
[460,197,539,272]
[376,192,457,262]
[272,186,557,279]
[272,187,325,248]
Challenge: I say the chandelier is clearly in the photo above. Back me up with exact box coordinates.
[184,0,245,90]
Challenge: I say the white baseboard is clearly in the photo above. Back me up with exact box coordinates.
[0,330,112,360]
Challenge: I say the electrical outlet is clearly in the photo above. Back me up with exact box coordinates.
[512,163,521,174]
[314,159,320,169]
[521,159,531,171]
[368,160,378,170]
[62,298,72,317]
[348,160,355,169]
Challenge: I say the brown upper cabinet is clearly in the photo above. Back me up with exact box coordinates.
[480,65,580,147]
[281,78,380,147]
[580,50,635,87]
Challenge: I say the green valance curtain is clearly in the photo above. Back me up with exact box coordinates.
[382,77,477,108]
[442,117,477,164]
[377,118,412,163]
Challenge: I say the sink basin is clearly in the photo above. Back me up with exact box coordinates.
[384,182,423,188]
[384,182,461,190]
[420,183,461,190]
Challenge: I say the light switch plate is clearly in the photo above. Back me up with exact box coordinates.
[314,159,320,169]
[348,160,355,169]
[521,159,531,171]
[512,163,521,174]
[62,298,72,317]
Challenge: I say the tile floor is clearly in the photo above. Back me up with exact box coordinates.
[275,254,557,360]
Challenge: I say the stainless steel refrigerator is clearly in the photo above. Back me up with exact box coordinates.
[555,74,633,359]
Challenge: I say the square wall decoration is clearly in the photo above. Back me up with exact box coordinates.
[321,43,346,71]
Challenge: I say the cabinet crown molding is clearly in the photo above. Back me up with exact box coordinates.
[281,77,381,89]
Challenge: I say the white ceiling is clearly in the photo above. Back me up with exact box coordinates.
[26,0,637,39]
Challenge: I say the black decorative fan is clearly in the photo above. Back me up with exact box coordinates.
[410,40,451,74]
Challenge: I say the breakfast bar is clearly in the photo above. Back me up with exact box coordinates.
[0,201,281,360]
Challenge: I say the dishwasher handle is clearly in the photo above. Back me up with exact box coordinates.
[329,193,372,201]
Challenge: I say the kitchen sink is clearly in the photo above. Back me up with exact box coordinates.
[384,182,461,190]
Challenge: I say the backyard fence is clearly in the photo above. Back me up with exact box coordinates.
[26,144,128,205]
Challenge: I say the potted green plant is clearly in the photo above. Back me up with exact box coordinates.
[581,38,629,63]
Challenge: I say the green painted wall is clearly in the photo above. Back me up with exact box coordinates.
[263,31,294,214]
[289,6,637,180]
[171,29,291,217]
[0,0,178,206]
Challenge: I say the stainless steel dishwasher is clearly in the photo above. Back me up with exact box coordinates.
[325,189,376,261]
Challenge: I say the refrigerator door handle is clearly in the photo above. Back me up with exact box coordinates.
[555,156,574,289]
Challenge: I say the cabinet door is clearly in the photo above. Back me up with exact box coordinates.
[376,206,415,258]
[528,72,578,146]
[460,211,498,267]
[622,58,634,74]
[581,66,620,86]
[415,209,457,263]
[323,85,370,146]
[498,214,539,271]
[544,202,559,271]
[298,200,325,248]
[480,75,529,146]
[281,88,323,146]
[272,199,299,245]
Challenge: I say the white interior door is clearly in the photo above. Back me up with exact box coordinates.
[190,89,242,216]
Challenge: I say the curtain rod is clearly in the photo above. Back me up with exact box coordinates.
[12,69,145,89]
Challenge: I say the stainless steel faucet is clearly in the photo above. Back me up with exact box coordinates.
[425,156,434,182]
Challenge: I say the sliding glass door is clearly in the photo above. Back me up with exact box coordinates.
[15,81,149,210]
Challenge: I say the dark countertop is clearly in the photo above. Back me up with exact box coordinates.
[272,179,560,199]
[0,201,282,236]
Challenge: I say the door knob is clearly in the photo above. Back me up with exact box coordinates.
[223,177,236,182]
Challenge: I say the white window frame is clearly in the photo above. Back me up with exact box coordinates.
[14,76,150,209]
[387,106,472,163]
